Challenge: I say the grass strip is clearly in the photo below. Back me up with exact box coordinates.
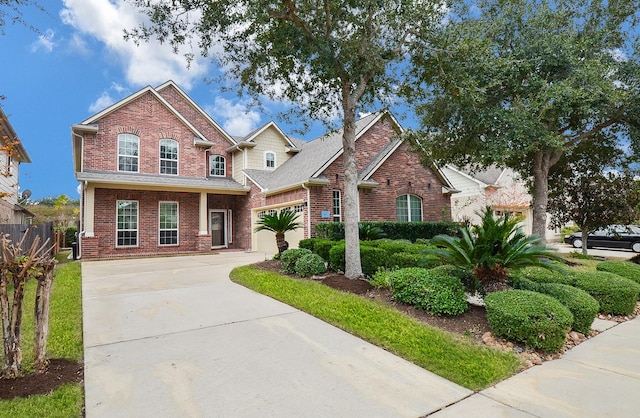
[0,257,84,417]
[231,265,522,390]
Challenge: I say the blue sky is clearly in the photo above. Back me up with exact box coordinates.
[2,0,382,201]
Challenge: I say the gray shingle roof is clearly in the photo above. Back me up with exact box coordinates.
[457,165,505,186]
[76,170,249,193]
[247,112,381,191]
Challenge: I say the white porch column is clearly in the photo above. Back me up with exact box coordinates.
[199,192,208,235]
[84,184,95,237]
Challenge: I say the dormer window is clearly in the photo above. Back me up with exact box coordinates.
[160,139,178,175]
[210,155,226,177]
[265,151,276,169]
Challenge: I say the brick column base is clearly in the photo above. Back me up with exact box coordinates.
[196,234,211,252]
[80,235,99,259]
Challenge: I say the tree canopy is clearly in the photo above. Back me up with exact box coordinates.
[128,0,446,278]
[403,0,640,238]
[547,140,640,254]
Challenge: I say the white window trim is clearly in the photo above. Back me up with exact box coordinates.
[264,151,276,169]
[333,189,342,222]
[209,154,226,177]
[397,194,423,222]
[117,134,140,173]
[116,200,139,248]
[159,201,179,246]
[159,139,179,176]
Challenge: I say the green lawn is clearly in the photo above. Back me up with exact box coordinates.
[0,253,84,418]
[230,265,523,390]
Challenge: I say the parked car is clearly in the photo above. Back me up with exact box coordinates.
[564,225,640,252]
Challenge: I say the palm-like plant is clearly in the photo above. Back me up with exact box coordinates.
[254,209,301,255]
[429,207,562,290]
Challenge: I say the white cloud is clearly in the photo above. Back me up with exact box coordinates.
[60,0,212,89]
[88,91,116,113]
[88,82,132,113]
[31,29,56,53]
[69,33,89,55]
[206,98,261,136]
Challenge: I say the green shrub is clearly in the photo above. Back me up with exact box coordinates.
[387,267,468,316]
[298,238,317,252]
[328,243,387,277]
[316,221,459,241]
[369,268,392,288]
[415,238,432,245]
[280,248,312,274]
[597,261,640,286]
[431,265,479,294]
[305,239,336,262]
[509,277,599,334]
[295,253,327,277]
[510,265,575,285]
[376,239,412,254]
[388,252,442,269]
[485,290,573,353]
[572,271,640,315]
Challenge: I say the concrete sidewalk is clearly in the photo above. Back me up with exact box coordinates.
[83,252,640,418]
[82,253,471,418]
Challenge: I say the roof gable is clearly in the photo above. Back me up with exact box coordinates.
[155,81,237,146]
[78,85,209,143]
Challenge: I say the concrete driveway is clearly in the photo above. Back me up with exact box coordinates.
[82,252,471,418]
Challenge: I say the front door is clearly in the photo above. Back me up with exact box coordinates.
[210,211,226,248]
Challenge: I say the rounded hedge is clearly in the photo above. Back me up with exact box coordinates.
[295,253,327,277]
[280,248,312,274]
[485,290,573,353]
[508,276,599,334]
[387,252,442,269]
[572,271,640,315]
[328,243,387,277]
[431,265,479,293]
[387,267,468,316]
[510,265,575,285]
[596,261,640,286]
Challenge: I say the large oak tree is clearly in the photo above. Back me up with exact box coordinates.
[403,0,640,238]
[127,0,445,278]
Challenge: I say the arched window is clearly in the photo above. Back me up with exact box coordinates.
[159,139,178,175]
[209,155,226,176]
[118,134,139,172]
[264,151,276,169]
[396,194,422,222]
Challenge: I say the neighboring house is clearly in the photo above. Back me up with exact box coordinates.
[442,165,560,241]
[0,106,32,224]
[71,81,455,259]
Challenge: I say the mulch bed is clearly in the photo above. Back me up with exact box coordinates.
[255,260,491,341]
[0,359,83,400]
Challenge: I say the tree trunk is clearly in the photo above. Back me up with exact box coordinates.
[34,261,56,372]
[341,101,363,279]
[275,232,288,255]
[2,273,27,379]
[531,151,556,240]
[582,235,589,256]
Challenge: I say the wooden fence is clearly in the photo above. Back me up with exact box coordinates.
[0,222,55,254]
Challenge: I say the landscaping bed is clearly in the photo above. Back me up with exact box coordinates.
[253,259,639,368]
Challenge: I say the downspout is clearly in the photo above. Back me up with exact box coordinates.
[72,130,84,259]
[302,183,311,239]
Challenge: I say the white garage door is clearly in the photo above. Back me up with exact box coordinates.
[253,206,306,254]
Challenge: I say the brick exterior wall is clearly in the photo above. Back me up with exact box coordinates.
[77,83,451,258]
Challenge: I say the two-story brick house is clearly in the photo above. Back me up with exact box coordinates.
[72,81,455,259]
[0,106,32,224]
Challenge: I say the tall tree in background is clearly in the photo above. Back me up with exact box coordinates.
[127,0,445,278]
[403,0,640,238]
[547,140,640,254]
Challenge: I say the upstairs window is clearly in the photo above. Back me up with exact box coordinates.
[160,139,178,175]
[265,151,276,169]
[396,194,422,222]
[209,155,226,177]
[118,134,139,172]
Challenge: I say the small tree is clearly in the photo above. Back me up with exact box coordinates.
[548,141,640,254]
[0,233,55,378]
[428,207,562,292]
[254,209,301,256]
